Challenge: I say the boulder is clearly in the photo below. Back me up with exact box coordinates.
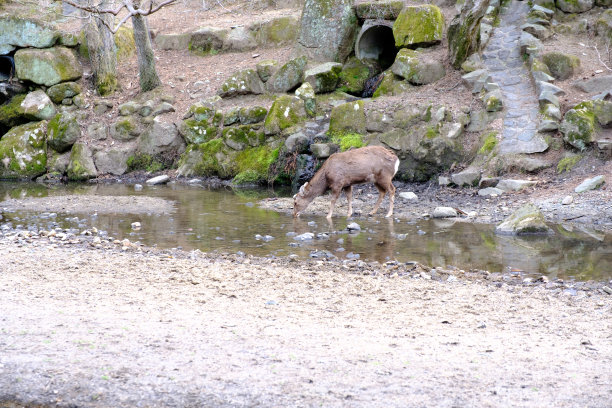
[354,1,404,20]
[222,125,264,150]
[0,94,28,130]
[496,179,538,192]
[519,31,543,55]
[87,123,108,141]
[118,101,141,116]
[560,101,596,151]
[432,207,458,218]
[47,112,80,153]
[329,100,366,135]
[14,46,82,87]
[295,82,316,117]
[93,145,135,176]
[0,121,47,180]
[256,60,279,83]
[391,49,445,85]
[0,16,59,54]
[555,0,593,13]
[295,0,358,62]
[189,27,227,54]
[304,62,343,94]
[154,33,190,50]
[574,175,605,193]
[337,57,374,94]
[239,106,268,125]
[451,167,481,187]
[263,95,307,135]
[47,150,70,175]
[47,82,81,104]
[572,75,612,94]
[495,203,553,235]
[448,0,490,68]
[138,119,186,157]
[218,69,265,98]
[596,10,612,40]
[593,100,612,127]
[266,56,308,93]
[252,16,299,46]
[20,90,56,121]
[222,26,256,51]
[393,5,444,49]
[541,52,580,81]
[310,143,334,159]
[284,132,310,153]
[67,142,97,181]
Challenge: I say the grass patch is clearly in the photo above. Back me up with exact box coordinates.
[478,132,498,155]
[557,155,581,173]
[330,132,364,151]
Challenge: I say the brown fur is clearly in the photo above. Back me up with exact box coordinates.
[293,146,400,219]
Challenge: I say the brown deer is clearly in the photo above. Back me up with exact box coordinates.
[293,145,400,220]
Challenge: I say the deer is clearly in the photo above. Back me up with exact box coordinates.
[293,145,400,220]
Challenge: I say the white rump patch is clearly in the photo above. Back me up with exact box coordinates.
[394,159,400,176]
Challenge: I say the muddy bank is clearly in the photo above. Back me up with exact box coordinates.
[1,228,611,408]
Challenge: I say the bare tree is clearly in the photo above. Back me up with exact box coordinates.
[63,0,176,93]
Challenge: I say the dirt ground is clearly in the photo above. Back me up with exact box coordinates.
[1,230,611,408]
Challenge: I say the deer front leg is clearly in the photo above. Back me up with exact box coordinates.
[385,183,396,218]
[369,184,386,216]
[343,185,353,218]
[327,187,342,220]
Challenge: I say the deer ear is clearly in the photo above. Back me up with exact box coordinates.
[299,182,308,194]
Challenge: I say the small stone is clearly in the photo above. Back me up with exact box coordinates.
[399,192,418,201]
[439,176,451,186]
[562,195,574,205]
[574,175,605,193]
[294,232,314,241]
[478,187,505,197]
[131,222,141,230]
[432,207,458,218]
[347,222,361,232]
[496,179,538,192]
[602,286,612,295]
[134,184,143,191]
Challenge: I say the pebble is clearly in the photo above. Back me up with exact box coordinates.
[146,175,170,185]
[432,207,458,218]
[561,195,573,205]
[602,286,612,295]
[294,232,314,241]
[346,222,361,232]
[131,222,141,230]
[134,184,143,191]
[399,192,418,201]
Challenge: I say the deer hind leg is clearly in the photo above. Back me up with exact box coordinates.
[385,182,396,218]
[343,185,353,218]
[327,187,342,220]
[369,184,387,216]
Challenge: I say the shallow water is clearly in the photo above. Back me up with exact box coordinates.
[1,182,610,282]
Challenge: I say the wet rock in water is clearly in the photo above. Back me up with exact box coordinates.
[310,250,337,259]
[432,207,458,218]
[146,175,170,185]
[399,192,418,201]
[561,195,574,205]
[292,154,316,192]
[134,184,143,191]
[347,222,361,232]
[574,175,605,193]
[495,203,553,236]
[362,74,384,98]
[294,232,314,241]
[131,222,141,230]
[346,252,360,260]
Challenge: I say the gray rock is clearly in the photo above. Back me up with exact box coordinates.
[478,187,505,197]
[495,203,553,235]
[556,0,594,13]
[466,110,497,132]
[391,49,445,85]
[154,33,190,50]
[47,112,80,153]
[256,60,279,83]
[47,82,81,104]
[532,70,555,83]
[304,62,342,94]
[266,56,308,93]
[67,142,97,181]
[146,175,170,185]
[543,103,562,120]
[446,123,464,139]
[448,0,490,68]
[20,90,56,120]
[496,179,538,192]
[519,31,543,55]
[189,27,227,54]
[285,132,309,153]
[14,46,81,87]
[574,175,605,193]
[310,143,333,159]
[462,69,491,93]
[0,16,59,54]
[562,195,574,205]
[218,69,265,98]
[295,82,316,116]
[294,0,358,63]
[536,81,565,97]
[451,167,481,187]
[542,52,581,81]
[479,177,499,188]
[138,119,185,157]
[152,102,175,117]
[432,207,458,218]
[538,119,559,132]
[294,232,315,241]
[118,101,140,116]
[521,23,551,40]
[539,90,559,107]
[347,222,361,231]
[94,145,135,176]
[110,117,141,141]
[438,176,451,186]
[223,26,256,51]
[399,191,418,201]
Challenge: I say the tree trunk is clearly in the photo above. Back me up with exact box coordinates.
[132,1,161,92]
[84,0,118,95]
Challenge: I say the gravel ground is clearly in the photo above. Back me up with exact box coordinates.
[1,223,611,408]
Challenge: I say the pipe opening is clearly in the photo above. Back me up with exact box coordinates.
[0,55,15,82]
[355,22,397,72]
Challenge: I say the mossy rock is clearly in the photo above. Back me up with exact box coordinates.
[372,71,412,98]
[177,139,228,178]
[178,118,219,145]
[263,95,307,136]
[255,16,298,45]
[556,154,582,173]
[266,56,308,93]
[14,46,82,87]
[126,152,164,173]
[391,49,445,85]
[337,57,372,94]
[47,150,70,174]
[0,15,59,54]
[0,94,27,129]
[20,90,56,121]
[218,69,265,98]
[67,142,97,181]
[223,124,265,150]
[47,82,81,104]
[593,100,612,127]
[595,10,612,40]
[110,116,141,142]
[47,112,80,153]
[114,26,136,61]
[256,60,279,83]
[392,5,444,48]
[0,121,47,180]
[304,62,343,94]
[331,132,365,151]
[295,82,316,117]
[447,0,490,68]
[541,52,580,80]
[329,100,366,135]
[233,145,279,183]
[239,106,268,125]
[495,203,553,236]
[560,101,596,151]
[354,1,404,20]
[555,0,594,13]
[530,58,551,76]
[189,27,228,54]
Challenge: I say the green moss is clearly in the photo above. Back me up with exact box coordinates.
[393,5,444,48]
[424,126,438,139]
[96,72,118,96]
[263,95,307,135]
[337,62,371,94]
[556,154,582,173]
[232,169,262,185]
[479,132,498,155]
[560,101,596,151]
[223,125,264,150]
[0,94,26,128]
[423,105,433,122]
[329,100,366,135]
[127,153,164,173]
[179,118,219,145]
[0,121,47,179]
[234,145,280,183]
[114,26,136,61]
[330,132,364,151]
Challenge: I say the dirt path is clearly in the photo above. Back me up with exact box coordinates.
[1,237,610,407]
